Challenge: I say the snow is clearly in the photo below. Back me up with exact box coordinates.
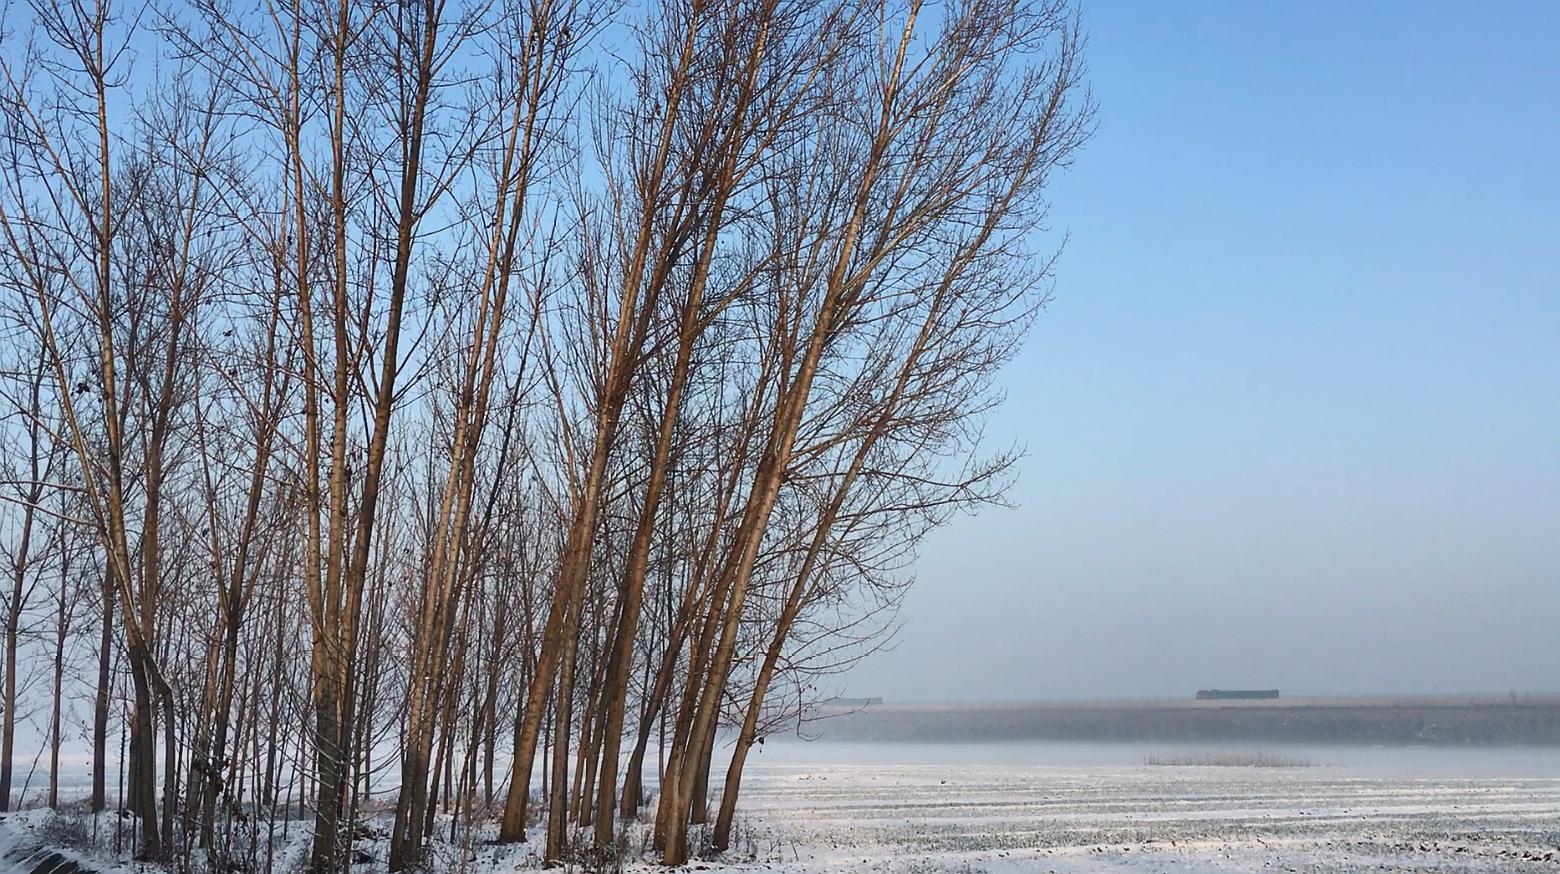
[0,808,142,873]
[673,741,1560,873]
[4,742,1560,872]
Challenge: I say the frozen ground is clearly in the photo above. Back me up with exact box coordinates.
[4,742,1560,872]
[697,741,1560,873]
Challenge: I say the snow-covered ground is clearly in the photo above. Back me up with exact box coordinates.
[698,741,1560,873]
[5,741,1560,872]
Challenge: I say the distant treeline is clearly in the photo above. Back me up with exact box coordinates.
[799,699,1560,746]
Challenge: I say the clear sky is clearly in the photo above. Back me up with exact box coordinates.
[844,1,1560,702]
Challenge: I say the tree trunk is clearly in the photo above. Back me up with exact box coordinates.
[1,490,37,813]
[544,611,581,861]
[48,580,67,809]
[92,579,112,813]
[127,643,163,859]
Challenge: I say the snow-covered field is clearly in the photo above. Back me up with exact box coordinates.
[701,741,1560,873]
[5,742,1560,872]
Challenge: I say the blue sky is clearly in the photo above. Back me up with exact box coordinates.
[845,1,1560,701]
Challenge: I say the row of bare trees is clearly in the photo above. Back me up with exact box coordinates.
[0,0,1089,869]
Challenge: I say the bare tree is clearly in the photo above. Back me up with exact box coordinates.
[0,0,1085,867]
[0,340,64,811]
[655,0,1091,861]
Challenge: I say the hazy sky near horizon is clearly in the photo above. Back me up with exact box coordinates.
[843,1,1560,703]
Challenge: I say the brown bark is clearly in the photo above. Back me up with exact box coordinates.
[497,5,701,842]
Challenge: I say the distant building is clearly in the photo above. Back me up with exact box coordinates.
[1196,689,1279,700]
